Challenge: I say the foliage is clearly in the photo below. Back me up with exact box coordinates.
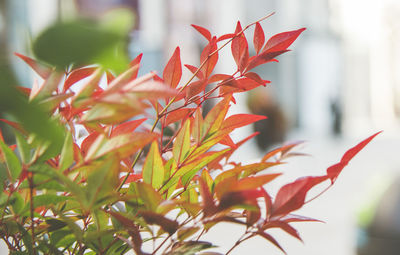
[0,13,380,255]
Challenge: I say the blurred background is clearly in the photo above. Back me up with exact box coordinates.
[1,0,400,254]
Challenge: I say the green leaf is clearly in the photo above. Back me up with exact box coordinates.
[177,226,200,241]
[173,119,191,165]
[167,241,213,255]
[59,132,74,171]
[162,149,229,192]
[0,139,22,180]
[143,141,165,189]
[85,157,119,209]
[134,182,162,212]
[33,9,134,73]
[15,131,31,164]
[33,194,69,208]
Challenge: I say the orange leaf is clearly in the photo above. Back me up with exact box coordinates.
[110,118,147,137]
[200,37,218,78]
[163,47,182,88]
[129,53,143,80]
[221,114,267,131]
[165,108,194,127]
[184,64,204,79]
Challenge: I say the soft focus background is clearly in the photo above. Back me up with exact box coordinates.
[1,0,400,254]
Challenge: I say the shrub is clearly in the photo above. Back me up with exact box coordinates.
[0,12,380,254]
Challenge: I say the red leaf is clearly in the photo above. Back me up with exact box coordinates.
[140,211,179,235]
[235,77,264,91]
[199,178,217,218]
[218,189,263,211]
[106,71,115,84]
[163,47,182,88]
[262,221,302,242]
[14,52,52,79]
[185,80,207,101]
[129,53,143,80]
[244,72,270,85]
[231,22,249,73]
[262,141,304,162]
[64,67,97,92]
[246,50,289,71]
[253,22,265,54]
[272,176,327,217]
[0,119,25,135]
[165,108,194,126]
[110,118,147,137]
[327,131,381,183]
[81,132,100,157]
[119,173,142,184]
[221,114,267,131]
[200,37,218,78]
[217,33,236,42]
[208,74,232,83]
[219,135,236,148]
[184,64,204,79]
[191,24,212,41]
[280,214,324,223]
[263,28,306,53]
[257,231,287,254]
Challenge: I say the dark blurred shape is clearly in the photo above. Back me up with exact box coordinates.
[246,88,287,150]
[330,99,342,136]
[357,177,400,255]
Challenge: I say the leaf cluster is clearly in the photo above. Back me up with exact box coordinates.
[0,13,380,255]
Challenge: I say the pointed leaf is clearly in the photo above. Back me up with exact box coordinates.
[221,114,267,131]
[140,211,179,234]
[88,132,157,161]
[272,176,327,216]
[14,52,52,79]
[200,37,218,78]
[327,131,381,183]
[143,141,165,189]
[199,178,217,217]
[59,132,74,170]
[191,24,212,41]
[203,96,231,138]
[134,182,163,212]
[173,119,191,165]
[129,53,143,80]
[63,67,97,92]
[253,22,265,54]
[246,50,289,71]
[264,28,306,53]
[0,139,22,180]
[184,64,204,79]
[257,231,287,254]
[262,221,302,242]
[110,118,147,137]
[165,108,194,127]
[14,131,31,164]
[163,47,182,88]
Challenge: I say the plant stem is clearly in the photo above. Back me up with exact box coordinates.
[225,231,254,255]
[28,172,36,254]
